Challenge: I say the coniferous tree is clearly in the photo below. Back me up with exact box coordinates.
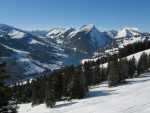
[53,71,63,100]
[137,52,148,75]
[0,52,17,113]
[101,67,107,81]
[92,65,101,85]
[127,56,137,78]
[148,54,150,67]
[45,77,56,107]
[118,59,128,82]
[68,67,87,99]
[108,58,120,87]
[0,62,8,107]
[31,80,39,106]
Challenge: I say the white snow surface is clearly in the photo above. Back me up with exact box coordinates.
[29,39,45,45]
[116,27,140,38]
[18,73,150,113]
[8,30,26,39]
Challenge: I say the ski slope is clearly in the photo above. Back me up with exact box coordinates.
[18,72,150,113]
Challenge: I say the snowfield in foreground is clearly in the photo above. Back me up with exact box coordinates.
[18,73,150,113]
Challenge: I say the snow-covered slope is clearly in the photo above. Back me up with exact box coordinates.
[46,28,74,44]
[18,72,150,113]
[46,28,65,39]
[0,24,67,82]
[116,27,141,38]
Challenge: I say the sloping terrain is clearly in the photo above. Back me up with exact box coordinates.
[0,24,66,82]
[18,72,150,113]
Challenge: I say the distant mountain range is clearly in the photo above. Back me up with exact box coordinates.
[0,24,149,83]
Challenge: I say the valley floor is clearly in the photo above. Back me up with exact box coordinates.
[18,72,150,113]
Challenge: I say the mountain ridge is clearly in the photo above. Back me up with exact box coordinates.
[0,23,149,83]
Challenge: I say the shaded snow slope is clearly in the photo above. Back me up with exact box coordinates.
[18,73,150,113]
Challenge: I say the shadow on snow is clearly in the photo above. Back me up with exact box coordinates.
[54,102,78,108]
[85,90,117,99]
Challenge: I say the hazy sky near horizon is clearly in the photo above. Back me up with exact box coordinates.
[0,0,150,31]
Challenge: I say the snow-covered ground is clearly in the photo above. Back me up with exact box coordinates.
[18,72,150,113]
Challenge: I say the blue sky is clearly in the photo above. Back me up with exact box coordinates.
[0,0,150,31]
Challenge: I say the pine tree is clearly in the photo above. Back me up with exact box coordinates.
[52,71,63,100]
[92,65,101,85]
[0,62,8,107]
[67,66,87,99]
[148,54,150,67]
[127,56,137,78]
[45,77,56,107]
[118,59,128,83]
[137,52,148,75]
[31,80,39,106]
[108,58,120,87]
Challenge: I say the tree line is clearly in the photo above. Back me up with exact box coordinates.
[8,51,150,108]
[1,39,150,110]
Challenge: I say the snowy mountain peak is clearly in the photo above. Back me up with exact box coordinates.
[76,24,95,32]
[68,24,97,39]
[116,27,141,38]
